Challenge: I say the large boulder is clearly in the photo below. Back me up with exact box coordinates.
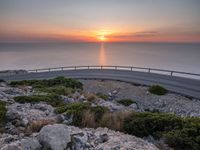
[38,124,71,150]
[68,126,159,150]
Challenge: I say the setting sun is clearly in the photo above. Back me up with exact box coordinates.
[98,35,107,41]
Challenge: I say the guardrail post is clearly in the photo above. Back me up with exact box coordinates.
[171,71,173,76]
[36,69,37,73]
[61,67,63,71]
[88,66,90,69]
[49,68,51,72]
[75,66,76,70]
[148,68,150,73]
[101,66,103,70]
[131,67,133,71]
[115,66,117,70]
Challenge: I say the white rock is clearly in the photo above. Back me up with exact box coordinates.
[21,137,41,150]
[38,124,71,150]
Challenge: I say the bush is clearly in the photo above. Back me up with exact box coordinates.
[123,112,200,149]
[96,93,109,100]
[164,118,200,150]
[124,112,183,138]
[117,99,135,106]
[56,102,90,126]
[36,86,74,96]
[56,102,108,127]
[0,102,6,133]
[148,85,167,95]
[90,106,109,123]
[0,102,6,123]
[10,76,83,90]
[14,94,64,107]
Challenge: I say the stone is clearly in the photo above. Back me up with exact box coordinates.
[21,137,41,150]
[1,144,20,150]
[38,124,71,150]
[0,135,41,150]
[99,133,109,143]
[97,99,126,112]
[79,95,86,101]
[71,132,89,150]
[67,126,158,150]
[129,103,138,110]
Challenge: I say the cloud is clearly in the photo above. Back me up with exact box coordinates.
[107,31,159,39]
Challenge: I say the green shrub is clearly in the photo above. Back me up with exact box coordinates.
[36,86,74,95]
[56,102,108,126]
[56,102,90,126]
[96,93,109,100]
[0,102,6,123]
[90,106,109,123]
[117,99,135,106]
[124,112,200,149]
[164,118,200,150]
[10,76,83,90]
[0,102,6,133]
[148,85,167,95]
[14,94,64,107]
[124,112,183,138]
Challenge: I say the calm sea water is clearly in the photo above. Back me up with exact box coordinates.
[0,42,200,74]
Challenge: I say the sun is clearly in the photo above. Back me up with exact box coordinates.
[98,35,107,41]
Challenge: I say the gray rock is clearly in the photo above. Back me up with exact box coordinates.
[67,126,158,150]
[97,99,126,112]
[0,135,41,150]
[129,103,138,111]
[72,132,89,150]
[1,144,20,150]
[21,137,41,150]
[38,124,71,150]
[79,95,86,101]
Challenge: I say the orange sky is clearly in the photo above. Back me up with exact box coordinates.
[0,0,200,43]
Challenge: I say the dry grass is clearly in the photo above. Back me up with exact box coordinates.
[25,119,56,135]
[81,110,96,128]
[100,111,132,131]
[85,93,99,103]
[80,109,133,131]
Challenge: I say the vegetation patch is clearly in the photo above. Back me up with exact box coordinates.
[56,102,108,126]
[10,76,83,90]
[0,101,6,133]
[14,94,64,107]
[148,85,167,95]
[124,112,200,150]
[117,99,135,106]
[96,92,109,100]
[36,86,74,96]
[25,119,56,135]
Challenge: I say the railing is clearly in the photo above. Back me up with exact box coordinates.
[27,65,200,79]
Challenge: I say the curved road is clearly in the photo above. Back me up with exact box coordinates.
[1,69,200,99]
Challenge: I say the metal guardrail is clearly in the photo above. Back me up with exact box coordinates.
[27,65,200,79]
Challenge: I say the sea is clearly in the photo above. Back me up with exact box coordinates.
[0,42,200,75]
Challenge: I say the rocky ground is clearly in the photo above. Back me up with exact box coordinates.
[0,80,159,150]
[0,79,200,150]
[81,79,200,117]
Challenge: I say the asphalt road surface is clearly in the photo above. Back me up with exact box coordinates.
[1,69,200,99]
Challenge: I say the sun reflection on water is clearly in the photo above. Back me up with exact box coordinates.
[99,43,106,66]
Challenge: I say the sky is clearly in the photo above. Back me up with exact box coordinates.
[0,0,200,43]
